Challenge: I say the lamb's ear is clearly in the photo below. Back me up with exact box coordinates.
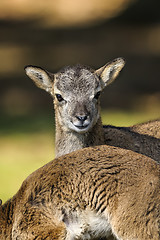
[95,58,125,89]
[24,65,54,93]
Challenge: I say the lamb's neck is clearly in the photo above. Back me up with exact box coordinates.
[55,118,105,158]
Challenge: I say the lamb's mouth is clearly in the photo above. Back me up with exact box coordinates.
[71,122,91,132]
[74,125,89,130]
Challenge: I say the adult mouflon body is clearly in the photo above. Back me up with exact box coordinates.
[0,145,159,239]
[25,58,160,162]
[104,121,160,163]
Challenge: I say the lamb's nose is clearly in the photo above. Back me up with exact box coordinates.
[76,115,87,122]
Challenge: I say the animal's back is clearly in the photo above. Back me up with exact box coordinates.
[131,119,160,138]
[2,145,159,240]
[104,124,160,163]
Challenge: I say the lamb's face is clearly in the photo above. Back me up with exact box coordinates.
[53,65,102,133]
[25,58,125,134]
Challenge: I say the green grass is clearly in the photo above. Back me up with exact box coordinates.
[0,112,55,202]
[0,109,159,203]
[101,109,160,126]
[0,133,54,202]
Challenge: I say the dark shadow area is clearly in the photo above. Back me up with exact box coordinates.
[111,0,160,23]
[0,111,54,135]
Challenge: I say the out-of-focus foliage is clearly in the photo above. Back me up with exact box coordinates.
[0,0,133,27]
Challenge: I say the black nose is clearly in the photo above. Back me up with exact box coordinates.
[76,115,87,122]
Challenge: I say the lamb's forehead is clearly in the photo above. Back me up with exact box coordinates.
[54,64,100,93]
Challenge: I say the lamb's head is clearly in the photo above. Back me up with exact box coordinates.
[25,58,125,133]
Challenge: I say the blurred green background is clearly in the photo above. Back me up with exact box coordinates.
[0,0,160,202]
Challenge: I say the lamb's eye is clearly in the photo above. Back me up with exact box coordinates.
[55,94,64,102]
[94,91,101,100]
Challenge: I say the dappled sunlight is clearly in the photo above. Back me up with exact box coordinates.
[0,44,29,75]
[0,0,133,27]
[147,25,160,55]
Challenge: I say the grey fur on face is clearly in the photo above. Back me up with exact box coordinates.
[53,65,102,133]
[55,64,100,93]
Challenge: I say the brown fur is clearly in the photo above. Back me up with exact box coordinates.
[104,120,160,163]
[131,119,160,138]
[0,145,159,239]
